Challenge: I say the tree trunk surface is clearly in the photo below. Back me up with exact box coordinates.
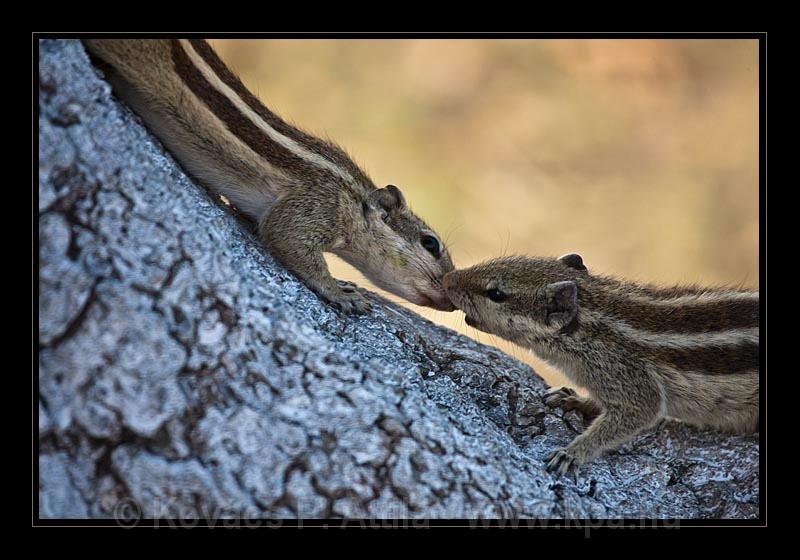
[37,39,759,521]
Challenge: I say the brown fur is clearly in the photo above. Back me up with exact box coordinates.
[443,254,759,475]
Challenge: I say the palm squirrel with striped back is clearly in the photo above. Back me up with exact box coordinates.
[83,39,455,314]
[443,253,759,476]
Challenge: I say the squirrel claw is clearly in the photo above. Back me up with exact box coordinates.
[336,280,359,293]
[329,293,372,315]
[544,386,577,408]
[546,448,579,479]
[544,387,600,423]
[322,281,372,315]
[331,298,371,315]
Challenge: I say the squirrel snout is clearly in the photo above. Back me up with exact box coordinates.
[439,272,460,311]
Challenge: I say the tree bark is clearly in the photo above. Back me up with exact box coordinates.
[37,39,759,521]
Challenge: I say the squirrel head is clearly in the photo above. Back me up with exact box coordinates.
[442,253,588,342]
[344,184,455,311]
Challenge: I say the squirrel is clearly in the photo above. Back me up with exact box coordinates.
[82,39,455,314]
[442,253,759,476]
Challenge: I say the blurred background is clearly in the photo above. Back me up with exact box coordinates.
[213,39,760,388]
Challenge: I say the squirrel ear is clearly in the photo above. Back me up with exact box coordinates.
[545,280,579,327]
[558,253,587,272]
[367,184,406,213]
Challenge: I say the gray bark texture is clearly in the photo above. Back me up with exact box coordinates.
[38,39,760,521]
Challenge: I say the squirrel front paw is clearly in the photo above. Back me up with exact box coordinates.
[336,280,359,291]
[544,386,601,423]
[545,447,580,478]
[544,386,578,407]
[326,281,372,315]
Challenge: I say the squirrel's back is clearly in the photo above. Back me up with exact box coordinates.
[83,39,374,221]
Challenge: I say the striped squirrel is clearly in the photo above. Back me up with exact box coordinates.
[82,39,455,314]
[443,253,759,476]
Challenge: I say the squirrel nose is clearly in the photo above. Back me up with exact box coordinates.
[442,271,455,291]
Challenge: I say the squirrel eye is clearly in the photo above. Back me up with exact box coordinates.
[420,235,441,259]
[486,288,508,303]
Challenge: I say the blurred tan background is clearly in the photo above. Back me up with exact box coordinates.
[213,39,759,388]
